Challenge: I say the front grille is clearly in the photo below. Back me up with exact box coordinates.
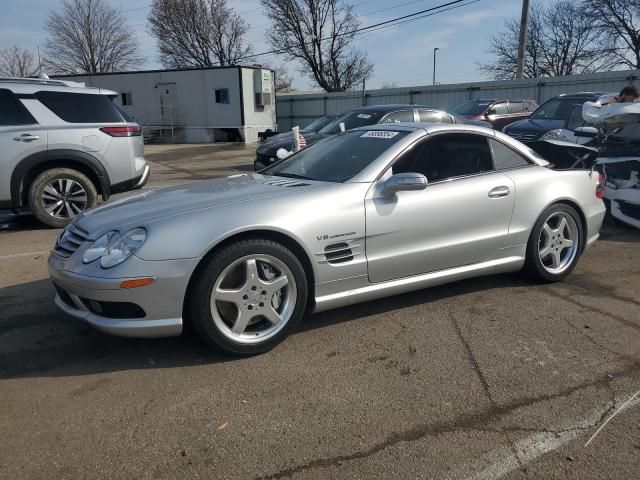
[617,201,640,221]
[54,223,90,257]
[256,153,275,164]
[507,131,541,143]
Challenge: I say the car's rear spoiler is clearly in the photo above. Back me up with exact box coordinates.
[528,139,599,169]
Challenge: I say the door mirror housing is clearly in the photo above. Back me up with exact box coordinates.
[573,126,598,138]
[382,173,428,195]
[485,108,497,117]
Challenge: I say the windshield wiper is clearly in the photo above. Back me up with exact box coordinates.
[273,172,315,181]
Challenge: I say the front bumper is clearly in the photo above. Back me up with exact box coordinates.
[48,253,199,338]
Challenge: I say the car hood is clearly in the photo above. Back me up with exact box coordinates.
[583,101,640,128]
[75,174,332,235]
[257,132,329,155]
[505,118,565,132]
[528,139,599,169]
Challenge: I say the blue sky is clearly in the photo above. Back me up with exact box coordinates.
[0,0,524,89]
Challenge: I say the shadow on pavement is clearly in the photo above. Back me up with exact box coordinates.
[0,273,530,380]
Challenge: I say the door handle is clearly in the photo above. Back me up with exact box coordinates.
[488,186,510,198]
[14,134,40,142]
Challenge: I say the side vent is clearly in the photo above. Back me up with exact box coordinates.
[263,179,310,188]
[324,242,353,264]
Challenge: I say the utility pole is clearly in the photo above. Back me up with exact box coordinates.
[516,0,530,79]
[361,78,366,106]
[433,47,439,86]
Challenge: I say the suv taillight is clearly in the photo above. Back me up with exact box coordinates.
[596,172,605,199]
[100,125,141,137]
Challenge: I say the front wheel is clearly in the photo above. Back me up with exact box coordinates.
[188,239,309,355]
[524,204,583,282]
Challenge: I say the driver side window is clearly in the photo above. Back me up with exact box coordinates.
[392,133,494,183]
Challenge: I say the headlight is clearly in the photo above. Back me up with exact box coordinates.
[82,231,118,264]
[100,228,147,269]
[541,129,570,141]
[82,228,146,268]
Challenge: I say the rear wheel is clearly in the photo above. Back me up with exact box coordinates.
[524,204,583,282]
[188,239,308,355]
[28,168,97,228]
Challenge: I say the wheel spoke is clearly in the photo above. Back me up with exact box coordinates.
[214,287,243,305]
[550,250,561,269]
[563,238,574,248]
[45,200,63,214]
[231,309,252,334]
[262,306,283,325]
[42,192,59,201]
[44,185,60,198]
[64,202,74,219]
[539,245,552,260]
[64,179,73,193]
[245,259,259,283]
[556,217,568,237]
[542,223,553,240]
[264,274,288,292]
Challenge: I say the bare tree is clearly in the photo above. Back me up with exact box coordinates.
[583,0,640,69]
[0,46,40,77]
[271,65,294,92]
[259,0,373,92]
[148,0,251,68]
[44,0,141,74]
[479,0,608,80]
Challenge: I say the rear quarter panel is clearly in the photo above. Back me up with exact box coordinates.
[503,165,602,247]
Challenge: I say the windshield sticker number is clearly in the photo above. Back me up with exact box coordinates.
[361,131,400,139]
[357,113,372,119]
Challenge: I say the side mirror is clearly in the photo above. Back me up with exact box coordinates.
[574,126,598,138]
[486,108,496,117]
[382,173,428,196]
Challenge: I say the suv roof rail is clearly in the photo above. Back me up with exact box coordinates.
[0,77,82,87]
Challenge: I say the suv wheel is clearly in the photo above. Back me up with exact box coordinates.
[28,168,97,228]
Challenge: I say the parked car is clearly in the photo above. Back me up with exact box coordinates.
[258,114,337,143]
[452,98,538,130]
[254,104,489,170]
[503,92,614,144]
[0,77,149,228]
[49,122,605,355]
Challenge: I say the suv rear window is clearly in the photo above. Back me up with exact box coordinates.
[0,89,37,126]
[35,91,124,123]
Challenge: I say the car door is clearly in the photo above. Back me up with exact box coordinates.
[486,102,510,130]
[365,132,516,283]
[0,89,47,206]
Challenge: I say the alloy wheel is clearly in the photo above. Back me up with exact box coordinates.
[209,254,297,344]
[41,178,88,220]
[537,211,579,275]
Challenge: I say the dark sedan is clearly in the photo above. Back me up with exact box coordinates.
[452,98,537,130]
[503,92,614,143]
[254,104,489,170]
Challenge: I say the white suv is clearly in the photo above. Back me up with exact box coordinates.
[0,77,149,227]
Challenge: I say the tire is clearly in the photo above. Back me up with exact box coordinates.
[28,168,98,228]
[188,239,309,355]
[524,203,584,283]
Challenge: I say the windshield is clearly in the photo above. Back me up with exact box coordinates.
[452,101,490,115]
[318,110,384,134]
[530,99,585,121]
[303,116,334,132]
[262,130,409,183]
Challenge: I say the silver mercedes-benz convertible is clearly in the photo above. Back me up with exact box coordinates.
[48,123,606,354]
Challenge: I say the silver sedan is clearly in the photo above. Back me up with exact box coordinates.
[48,123,606,355]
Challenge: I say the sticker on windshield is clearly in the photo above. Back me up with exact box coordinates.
[357,113,372,119]
[361,131,400,139]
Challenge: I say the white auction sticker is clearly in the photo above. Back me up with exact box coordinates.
[357,113,372,119]
[361,131,400,139]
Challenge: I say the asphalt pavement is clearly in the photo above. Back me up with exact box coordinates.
[1,144,639,480]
